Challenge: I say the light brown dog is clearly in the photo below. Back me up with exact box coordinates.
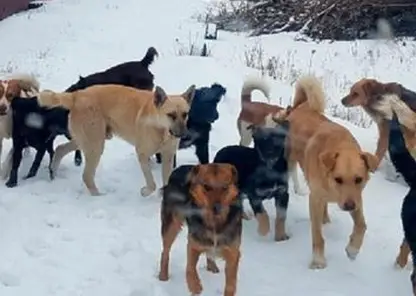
[284,75,378,269]
[37,84,195,196]
[341,78,416,167]
[158,163,242,296]
[0,73,39,178]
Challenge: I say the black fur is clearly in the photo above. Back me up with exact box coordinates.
[5,97,81,188]
[161,164,243,247]
[65,47,158,92]
[213,120,290,217]
[155,83,226,166]
[388,111,416,294]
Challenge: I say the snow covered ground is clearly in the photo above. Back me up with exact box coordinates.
[0,0,414,295]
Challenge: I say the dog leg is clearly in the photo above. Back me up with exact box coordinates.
[395,238,410,268]
[161,149,176,186]
[308,195,327,269]
[345,205,367,261]
[5,142,24,188]
[248,198,270,236]
[81,141,105,196]
[137,151,157,197]
[186,241,203,295]
[206,256,220,273]
[323,203,331,224]
[46,142,55,180]
[222,246,240,296]
[195,140,209,164]
[274,191,290,241]
[290,163,307,196]
[50,141,78,178]
[24,148,47,179]
[158,215,183,281]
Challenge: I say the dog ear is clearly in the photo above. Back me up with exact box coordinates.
[79,75,85,81]
[361,152,379,173]
[186,165,200,184]
[154,86,168,107]
[319,151,339,171]
[182,85,196,105]
[229,164,238,185]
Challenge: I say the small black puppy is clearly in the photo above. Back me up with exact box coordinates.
[213,119,290,241]
[5,97,80,188]
[388,111,416,295]
[155,83,226,166]
[65,47,158,92]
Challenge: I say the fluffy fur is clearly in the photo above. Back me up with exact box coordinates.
[287,75,378,269]
[5,96,80,187]
[388,112,416,295]
[213,119,290,241]
[155,83,226,166]
[158,163,242,296]
[37,84,195,196]
[341,78,416,167]
[65,47,158,92]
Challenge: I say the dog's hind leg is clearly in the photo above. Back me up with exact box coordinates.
[274,190,290,242]
[5,141,24,188]
[0,145,12,180]
[248,198,270,236]
[289,162,307,196]
[80,139,105,196]
[64,133,82,167]
[46,141,55,180]
[24,148,47,179]
[345,205,367,261]
[50,141,78,178]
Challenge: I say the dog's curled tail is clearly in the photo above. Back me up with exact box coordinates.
[37,90,75,110]
[141,47,159,68]
[388,112,416,186]
[241,74,271,104]
[293,75,326,114]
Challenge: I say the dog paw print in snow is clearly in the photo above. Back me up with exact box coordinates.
[44,214,61,228]
[0,272,20,287]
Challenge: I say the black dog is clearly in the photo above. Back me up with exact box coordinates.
[213,120,290,241]
[5,97,80,187]
[155,83,226,166]
[65,46,158,92]
[388,111,416,295]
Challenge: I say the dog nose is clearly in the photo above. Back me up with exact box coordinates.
[213,204,222,215]
[0,104,7,115]
[343,200,356,211]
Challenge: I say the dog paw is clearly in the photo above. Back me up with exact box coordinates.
[294,186,307,196]
[158,271,169,281]
[274,233,290,242]
[206,260,220,274]
[345,245,359,260]
[141,186,155,197]
[309,254,327,269]
[5,180,17,188]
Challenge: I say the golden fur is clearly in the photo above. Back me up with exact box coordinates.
[285,75,378,269]
[37,84,195,196]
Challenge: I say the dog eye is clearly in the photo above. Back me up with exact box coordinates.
[203,184,213,191]
[167,113,177,120]
[182,112,188,119]
[355,177,363,184]
[334,177,343,184]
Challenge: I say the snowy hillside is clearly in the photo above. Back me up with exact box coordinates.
[0,0,414,295]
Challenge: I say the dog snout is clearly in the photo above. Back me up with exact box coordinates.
[340,96,348,106]
[0,104,8,115]
[342,200,356,211]
[213,203,222,215]
[170,123,188,138]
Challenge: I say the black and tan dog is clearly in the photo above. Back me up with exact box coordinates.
[388,112,416,295]
[213,117,290,241]
[158,163,242,296]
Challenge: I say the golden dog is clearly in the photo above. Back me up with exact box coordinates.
[37,84,195,196]
[158,163,242,296]
[283,75,378,269]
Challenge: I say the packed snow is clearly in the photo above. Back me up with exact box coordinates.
[0,0,414,295]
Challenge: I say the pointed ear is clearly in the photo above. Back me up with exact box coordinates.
[186,165,200,184]
[230,165,238,185]
[361,152,379,173]
[154,86,167,108]
[182,84,196,105]
[319,151,339,171]
[79,75,85,81]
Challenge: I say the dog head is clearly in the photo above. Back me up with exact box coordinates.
[187,163,239,228]
[0,79,38,116]
[247,119,290,166]
[154,85,195,138]
[245,165,285,198]
[319,149,378,211]
[341,78,387,108]
[65,76,88,92]
[188,83,226,124]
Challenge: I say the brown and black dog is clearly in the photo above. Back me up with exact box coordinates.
[280,75,378,269]
[158,164,242,296]
[341,78,416,167]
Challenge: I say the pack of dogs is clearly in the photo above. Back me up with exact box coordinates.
[0,45,415,295]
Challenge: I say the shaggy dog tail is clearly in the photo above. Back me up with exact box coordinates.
[141,47,159,68]
[8,73,40,95]
[388,111,416,186]
[293,75,326,114]
[37,90,75,110]
[241,74,271,104]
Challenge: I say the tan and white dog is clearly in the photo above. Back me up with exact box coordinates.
[37,84,195,197]
[0,73,40,178]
